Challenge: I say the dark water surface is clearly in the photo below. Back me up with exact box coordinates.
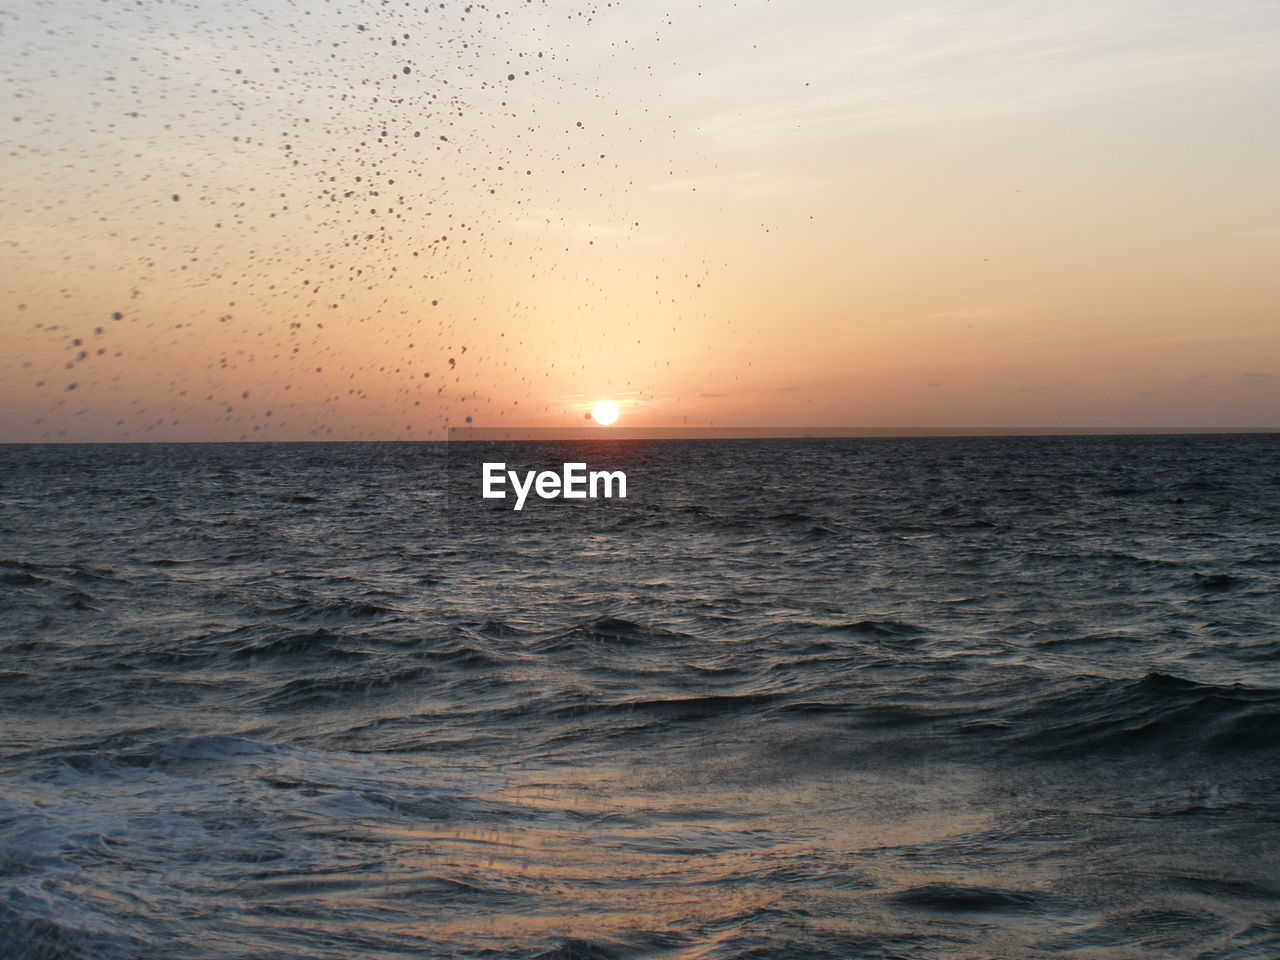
[2,436,1279,959]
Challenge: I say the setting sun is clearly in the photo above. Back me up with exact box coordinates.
[591,401,620,425]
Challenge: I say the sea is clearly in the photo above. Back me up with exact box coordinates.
[1,435,1278,960]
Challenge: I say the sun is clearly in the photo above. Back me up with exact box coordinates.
[591,400,620,425]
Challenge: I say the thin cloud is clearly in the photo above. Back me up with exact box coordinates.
[695,1,1280,146]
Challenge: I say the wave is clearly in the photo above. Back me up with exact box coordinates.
[1006,672,1280,757]
[826,620,925,640]
[548,691,783,723]
[750,671,1280,763]
[0,899,142,960]
[1191,573,1245,592]
[251,596,405,622]
[227,628,369,662]
[532,617,697,652]
[247,667,437,710]
[884,882,1050,914]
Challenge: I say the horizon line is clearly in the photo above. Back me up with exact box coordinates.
[4,426,1279,445]
[447,425,1280,441]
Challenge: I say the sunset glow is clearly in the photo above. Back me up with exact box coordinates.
[1,1,1277,440]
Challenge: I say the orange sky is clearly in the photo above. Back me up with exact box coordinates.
[2,0,1278,440]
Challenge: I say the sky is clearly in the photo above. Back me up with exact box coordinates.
[2,0,1278,440]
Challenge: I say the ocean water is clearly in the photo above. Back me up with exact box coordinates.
[2,435,1279,960]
